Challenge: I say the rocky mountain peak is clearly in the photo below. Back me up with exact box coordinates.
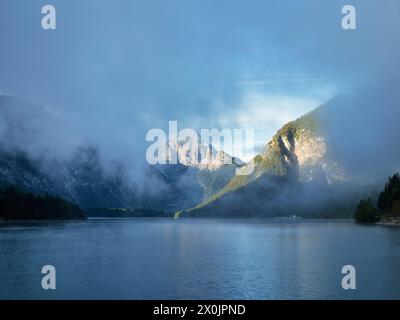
[161,138,243,170]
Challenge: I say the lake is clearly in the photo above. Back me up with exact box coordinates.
[1,218,400,299]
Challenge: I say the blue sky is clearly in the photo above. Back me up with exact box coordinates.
[0,0,398,162]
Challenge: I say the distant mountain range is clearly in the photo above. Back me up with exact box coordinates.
[0,94,397,218]
[0,95,243,212]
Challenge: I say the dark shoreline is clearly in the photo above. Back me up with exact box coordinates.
[376,217,400,226]
[0,217,355,223]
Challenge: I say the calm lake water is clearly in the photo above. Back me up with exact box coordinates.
[1,218,400,300]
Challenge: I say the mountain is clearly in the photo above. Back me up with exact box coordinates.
[162,138,243,169]
[0,95,243,212]
[178,96,383,218]
[0,144,212,212]
[157,139,244,200]
[0,95,174,210]
[0,147,129,207]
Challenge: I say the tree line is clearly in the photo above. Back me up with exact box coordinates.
[0,186,86,220]
[355,173,400,223]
